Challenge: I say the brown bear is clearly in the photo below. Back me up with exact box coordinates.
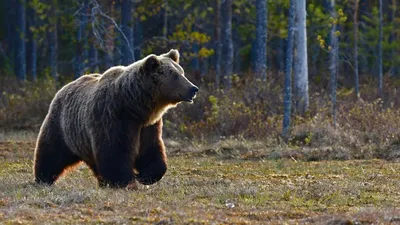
[33,49,198,188]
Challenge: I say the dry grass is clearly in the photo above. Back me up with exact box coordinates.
[1,134,400,224]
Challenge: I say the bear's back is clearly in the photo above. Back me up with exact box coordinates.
[99,66,126,82]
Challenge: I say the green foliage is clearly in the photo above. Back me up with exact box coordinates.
[268,0,289,39]
[2,0,400,82]
[3,0,400,156]
[206,95,219,125]
[197,47,214,58]
[356,5,400,71]
[135,0,163,21]
[317,7,347,52]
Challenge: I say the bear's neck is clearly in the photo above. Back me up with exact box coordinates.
[113,70,168,125]
[145,102,173,126]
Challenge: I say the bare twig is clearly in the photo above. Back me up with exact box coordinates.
[91,1,135,60]
[75,0,134,60]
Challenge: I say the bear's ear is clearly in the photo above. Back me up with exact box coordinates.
[144,55,160,72]
[163,49,180,63]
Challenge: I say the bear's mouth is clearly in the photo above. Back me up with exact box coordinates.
[179,94,194,103]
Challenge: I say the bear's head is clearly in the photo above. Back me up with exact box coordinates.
[143,49,199,105]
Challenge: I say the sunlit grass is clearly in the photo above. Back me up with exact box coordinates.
[1,139,400,224]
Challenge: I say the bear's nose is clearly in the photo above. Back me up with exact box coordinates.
[191,86,199,95]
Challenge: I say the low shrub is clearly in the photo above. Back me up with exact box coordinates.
[1,73,400,160]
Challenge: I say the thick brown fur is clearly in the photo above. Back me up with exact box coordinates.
[33,49,198,188]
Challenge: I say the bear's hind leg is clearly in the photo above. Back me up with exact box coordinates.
[34,126,80,185]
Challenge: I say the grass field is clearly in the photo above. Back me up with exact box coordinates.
[1,134,400,224]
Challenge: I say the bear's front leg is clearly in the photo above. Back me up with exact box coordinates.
[94,121,141,188]
[135,120,167,185]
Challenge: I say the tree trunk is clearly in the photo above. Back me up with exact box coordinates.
[49,25,57,82]
[133,0,142,61]
[294,0,309,115]
[75,1,86,79]
[83,0,88,72]
[234,34,241,74]
[255,0,267,81]
[104,1,115,68]
[89,44,98,72]
[27,2,37,81]
[329,0,338,127]
[4,0,15,71]
[113,1,121,65]
[163,0,168,38]
[191,41,199,72]
[215,0,222,89]
[358,0,368,76]
[201,56,209,78]
[16,0,26,81]
[221,0,233,89]
[134,15,142,60]
[121,0,134,65]
[389,0,397,76]
[378,0,383,98]
[130,3,135,63]
[278,33,285,72]
[282,0,295,141]
[47,0,58,83]
[354,0,359,98]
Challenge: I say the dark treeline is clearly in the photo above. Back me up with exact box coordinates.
[1,0,398,83]
[1,0,400,139]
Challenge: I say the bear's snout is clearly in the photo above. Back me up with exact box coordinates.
[185,85,199,102]
[178,84,198,103]
[190,86,199,97]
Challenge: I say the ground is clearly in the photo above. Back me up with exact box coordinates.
[1,132,400,224]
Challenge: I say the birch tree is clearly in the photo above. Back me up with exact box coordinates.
[16,0,26,80]
[328,0,338,127]
[121,0,134,65]
[163,0,168,38]
[282,0,295,141]
[215,0,222,89]
[113,1,121,65]
[75,1,87,79]
[221,0,233,89]
[49,1,58,82]
[27,3,37,81]
[389,0,397,75]
[255,0,267,81]
[378,0,383,97]
[294,0,309,115]
[103,1,116,68]
[88,44,98,72]
[354,0,359,98]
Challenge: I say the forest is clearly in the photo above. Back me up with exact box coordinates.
[1,0,400,224]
